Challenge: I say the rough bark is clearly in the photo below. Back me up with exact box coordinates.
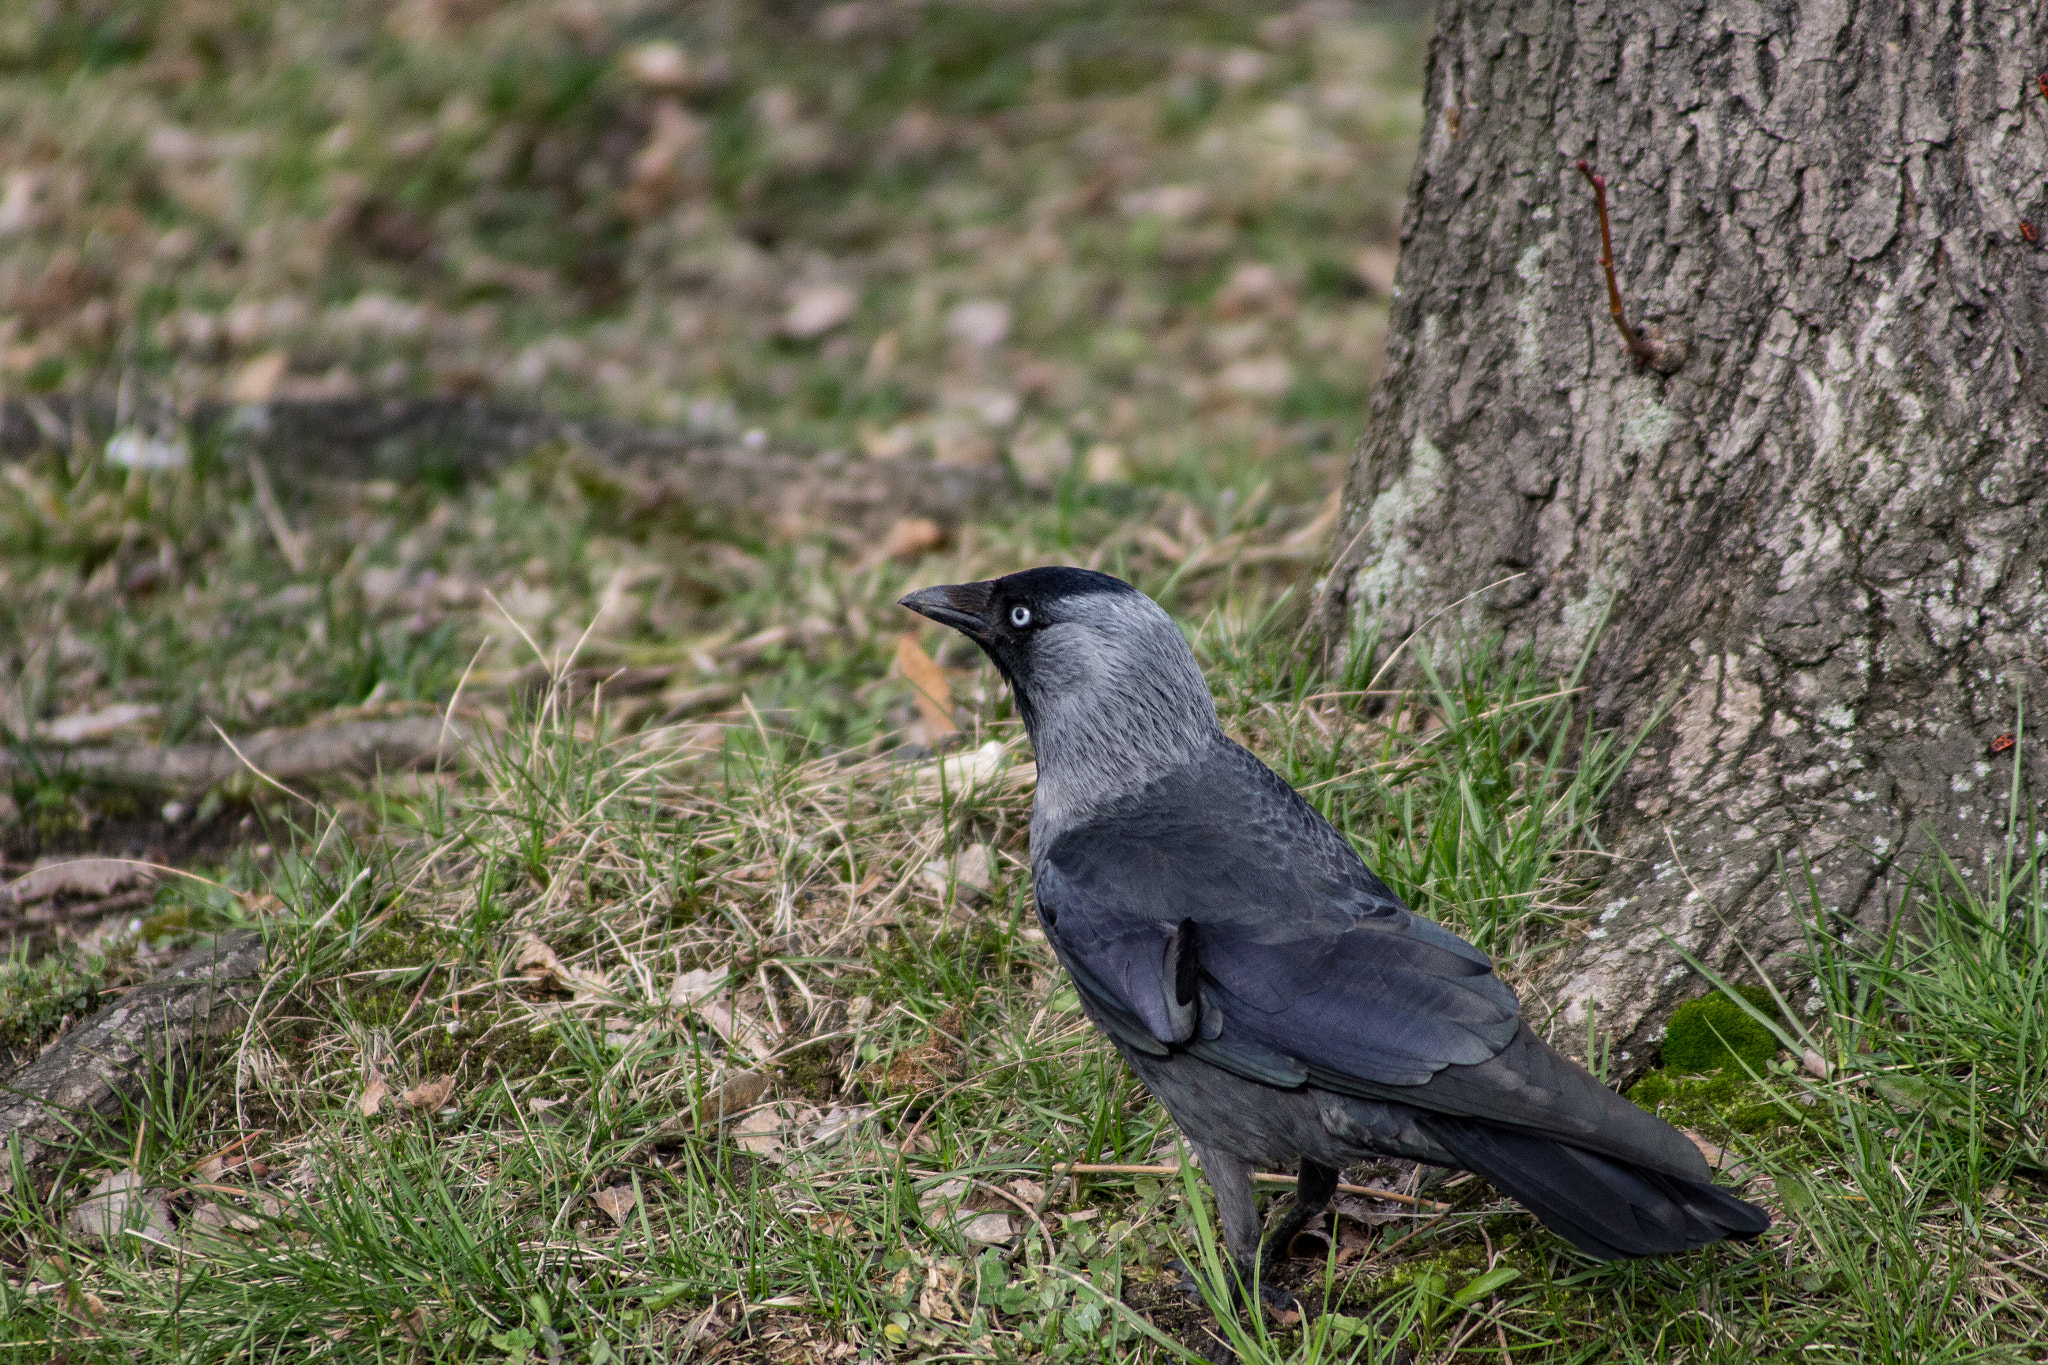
[0,930,268,1194]
[1317,0,2048,1075]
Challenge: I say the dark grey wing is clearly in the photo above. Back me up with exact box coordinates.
[1034,743,1714,1182]
[1033,744,1521,1089]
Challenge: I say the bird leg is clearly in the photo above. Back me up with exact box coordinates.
[1189,1141,1265,1271]
[1176,1141,1305,1317]
[1258,1158,1338,1278]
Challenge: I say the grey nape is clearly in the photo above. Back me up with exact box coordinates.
[900,568,1769,1307]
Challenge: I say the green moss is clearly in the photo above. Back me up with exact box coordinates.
[778,1038,845,1104]
[1628,1067,1785,1137]
[140,905,192,943]
[0,955,102,1051]
[1662,988,1781,1074]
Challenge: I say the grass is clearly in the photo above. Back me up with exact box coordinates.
[3,614,2045,1361]
[3,0,2045,1360]
[5,0,1417,820]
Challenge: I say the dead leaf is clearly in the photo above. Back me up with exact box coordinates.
[805,1104,867,1145]
[514,934,610,1002]
[562,964,614,1002]
[860,422,918,460]
[624,99,707,216]
[191,1199,263,1234]
[944,298,1010,349]
[193,1138,266,1184]
[623,40,695,90]
[667,969,778,1062]
[515,934,561,979]
[67,1171,177,1251]
[37,703,160,745]
[1212,261,1291,318]
[1335,1225,1374,1264]
[1084,442,1130,483]
[922,843,993,907]
[401,1075,457,1111]
[698,1070,773,1125]
[733,1105,786,1156]
[961,1212,1016,1244]
[919,1259,968,1320]
[782,282,857,339]
[1683,1128,1751,1181]
[227,349,289,404]
[1217,354,1294,400]
[678,1300,728,1352]
[591,1182,639,1225]
[668,966,728,1007]
[1333,1194,1404,1227]
[1010,428,1074,480]
[895,633,957,735]
[876,516,944,563]
[3,857,154,908]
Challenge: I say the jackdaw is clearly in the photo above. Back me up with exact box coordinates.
[900,567,1768,1295]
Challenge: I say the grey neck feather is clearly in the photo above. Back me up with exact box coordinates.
[1021,594,1221,843]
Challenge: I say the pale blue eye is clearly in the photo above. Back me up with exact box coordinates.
[1010,605,1032,628]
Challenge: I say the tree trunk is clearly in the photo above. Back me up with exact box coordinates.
[1317,0,2048,1076]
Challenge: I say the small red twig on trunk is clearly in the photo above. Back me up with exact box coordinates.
[1574,159,1676,371]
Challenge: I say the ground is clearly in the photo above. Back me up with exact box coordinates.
[2,2,2045,1362]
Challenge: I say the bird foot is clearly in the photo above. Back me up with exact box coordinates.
[1257,1280,1302,1321]
[1164,1260,1301,1321]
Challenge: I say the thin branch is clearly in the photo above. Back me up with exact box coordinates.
[1574,160,1681,372]
[1049,1161,1449,1212]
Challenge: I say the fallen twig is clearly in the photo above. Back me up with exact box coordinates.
[1,395,1024,535]
[1050,1162,1449,1212]
[0,715,475,793]
[0,930,269,1195]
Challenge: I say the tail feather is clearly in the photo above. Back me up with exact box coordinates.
[1422,1118,1770,1260]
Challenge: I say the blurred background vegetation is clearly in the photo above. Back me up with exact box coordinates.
[0,0,1430,796]
[0,0,1421,471]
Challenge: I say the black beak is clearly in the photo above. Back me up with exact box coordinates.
[898,580,995,640]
